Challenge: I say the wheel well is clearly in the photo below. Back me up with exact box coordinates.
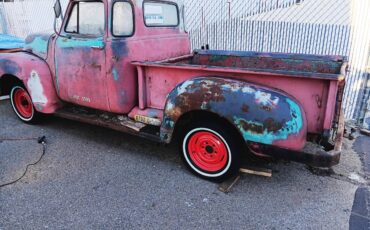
[0,74,23,96]
[172,110,246,147]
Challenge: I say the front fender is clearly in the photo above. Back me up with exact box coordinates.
[0,52,61,113]
[161,77,307,151]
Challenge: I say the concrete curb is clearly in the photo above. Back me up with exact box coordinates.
[350,187,370,230]
[350,136,370,230]
[360,129,370,137]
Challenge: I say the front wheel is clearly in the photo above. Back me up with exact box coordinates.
[180,121,242,181]
[10,86,39,123]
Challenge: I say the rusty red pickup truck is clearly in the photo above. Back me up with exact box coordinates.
[0,0,347,180]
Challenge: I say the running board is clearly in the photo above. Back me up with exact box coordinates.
[54,106,161,142]
[0,95,10,101]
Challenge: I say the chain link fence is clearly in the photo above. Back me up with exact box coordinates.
[184,0,352,54]
[1,0,370,127]
[0,0,57,37]
[184,0,370,126]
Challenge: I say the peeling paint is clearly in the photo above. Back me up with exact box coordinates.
[24,33,51,59]
[112,68,119,81]
[0,51,62,114]
[255,91,279,108]
[193,50,344,75]
[27,70,48,104]
[176,80,194,95]
[56,38,104,49]
[0,59,20,75]
[36,104,44,111]
[234,98,303,145]
[166,101,175,111]
[25,36,48,54]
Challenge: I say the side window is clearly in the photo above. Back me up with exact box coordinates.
[65,2,105,36]
[112,2,134,36]
[65,4,78,33]
[143,1,178,27]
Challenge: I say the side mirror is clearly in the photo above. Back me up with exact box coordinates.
[54,0,62,18]
[53,0,64,37]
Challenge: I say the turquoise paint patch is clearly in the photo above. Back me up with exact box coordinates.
[285,98,304,134]
[108,15,112,34]
[165,119,175,128]
[0,34,24,49]
[112,68,119,81]
[25,36,48,54]
[35,104,44,111]
[234,98,304,144]
[56,38,104,48]
[25,35,49,59]
[148,110,158,118]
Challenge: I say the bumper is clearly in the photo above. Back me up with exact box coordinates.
[265,144,341,168]
[264,108,345,168]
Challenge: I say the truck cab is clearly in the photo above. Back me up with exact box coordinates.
[53,0,190,113]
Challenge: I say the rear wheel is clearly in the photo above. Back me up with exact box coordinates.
[10,86,38,123]
[180,120,242,181]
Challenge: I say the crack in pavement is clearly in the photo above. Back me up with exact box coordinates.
[351,211,370,222]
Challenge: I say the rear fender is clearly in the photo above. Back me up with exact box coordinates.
[161,77,307,151]
[0,52,61,113]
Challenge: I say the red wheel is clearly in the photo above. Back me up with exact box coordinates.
[180,121,242,181]
[10,86,36,122]
[187,130,229,173]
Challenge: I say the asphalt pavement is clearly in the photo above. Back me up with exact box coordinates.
[0,99,368,229]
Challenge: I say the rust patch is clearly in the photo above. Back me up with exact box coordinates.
[263,118,284,133]
[260,105,272,112]
[241,104,250,113]
[169,80,227,120]
[239,120,264,134]
[166,106,182,118]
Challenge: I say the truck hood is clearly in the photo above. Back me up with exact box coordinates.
[0,34,25,49]
[24,33,52,59]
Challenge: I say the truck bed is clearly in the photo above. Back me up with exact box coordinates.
[133,50,347,135]
[167,50,345,78]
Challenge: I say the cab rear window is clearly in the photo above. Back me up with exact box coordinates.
[143,1,179,27]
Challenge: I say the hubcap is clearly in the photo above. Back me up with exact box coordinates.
[13,88,33,119]
[187,131,229,172]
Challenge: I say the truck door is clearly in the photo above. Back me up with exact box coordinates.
[54,1,109,111]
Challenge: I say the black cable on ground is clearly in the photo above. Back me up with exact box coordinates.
[0,136,47,189]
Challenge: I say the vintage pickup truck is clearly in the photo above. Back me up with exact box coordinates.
[0,0,347,180]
